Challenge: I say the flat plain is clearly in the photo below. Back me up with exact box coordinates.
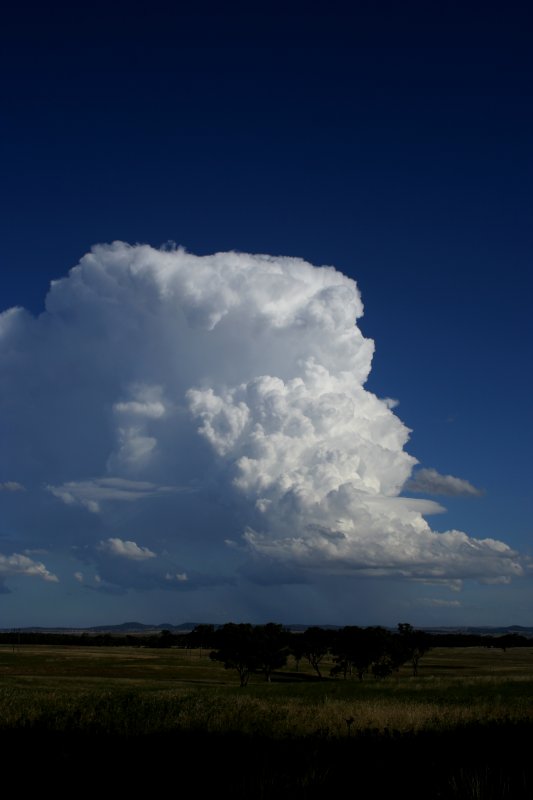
[1,643,532,797]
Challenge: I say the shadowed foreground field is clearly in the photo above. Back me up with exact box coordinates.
[1,644,532,797]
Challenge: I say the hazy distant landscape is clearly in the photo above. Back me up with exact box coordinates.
[5,620,533,638]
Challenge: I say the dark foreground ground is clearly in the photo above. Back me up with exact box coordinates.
[4,721,532,798]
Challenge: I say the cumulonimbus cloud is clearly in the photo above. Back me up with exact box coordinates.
[0,242,523,593]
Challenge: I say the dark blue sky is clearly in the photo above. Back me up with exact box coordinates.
[1,1,532,626]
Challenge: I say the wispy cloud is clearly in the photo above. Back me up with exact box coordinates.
[47,477,182,513]
[165,571,188,582]
[0,481,25,492]
[98,537,157,561]
[419,598,462,608]
[404,468,483,497]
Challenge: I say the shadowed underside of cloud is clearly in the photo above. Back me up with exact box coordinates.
[0,243,523,595]
[404,468,483,497]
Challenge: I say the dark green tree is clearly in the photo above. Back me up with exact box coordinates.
[253,623,289,681]
[330,626,373,680]
[331,626,395,680]
[300,626,333,679]
[396,623,431,676]
[209,623,259,687]
[287,632,306,672]
[186,624,216,651]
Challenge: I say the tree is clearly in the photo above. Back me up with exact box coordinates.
[300,627,332,679]
[146,629,176,648]
[396,623,431,676]
[209,623,259,687]
[253,623,289,682]
[159,629,175,648]
[186,624,216,652]
[331,626,400,681]
[287,632,307,672]
[209,623,289,685]
[331,627,362,679]
[330,626,383,680]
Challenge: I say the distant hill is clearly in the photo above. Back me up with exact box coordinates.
[421,625,533,638]
[2,621,206,634]
[3,622,533,637]
[86,621,195,633]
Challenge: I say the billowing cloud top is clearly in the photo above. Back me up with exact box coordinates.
[0,243,522,596]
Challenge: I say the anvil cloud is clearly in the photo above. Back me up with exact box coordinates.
[0,243,523,601]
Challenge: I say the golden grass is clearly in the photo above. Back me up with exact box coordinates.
[0,644,532,738]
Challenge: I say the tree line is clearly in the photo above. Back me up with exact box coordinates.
[201,622,432,686]
[0,623,529,677]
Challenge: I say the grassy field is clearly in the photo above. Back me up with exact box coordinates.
[1,644,532,797]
